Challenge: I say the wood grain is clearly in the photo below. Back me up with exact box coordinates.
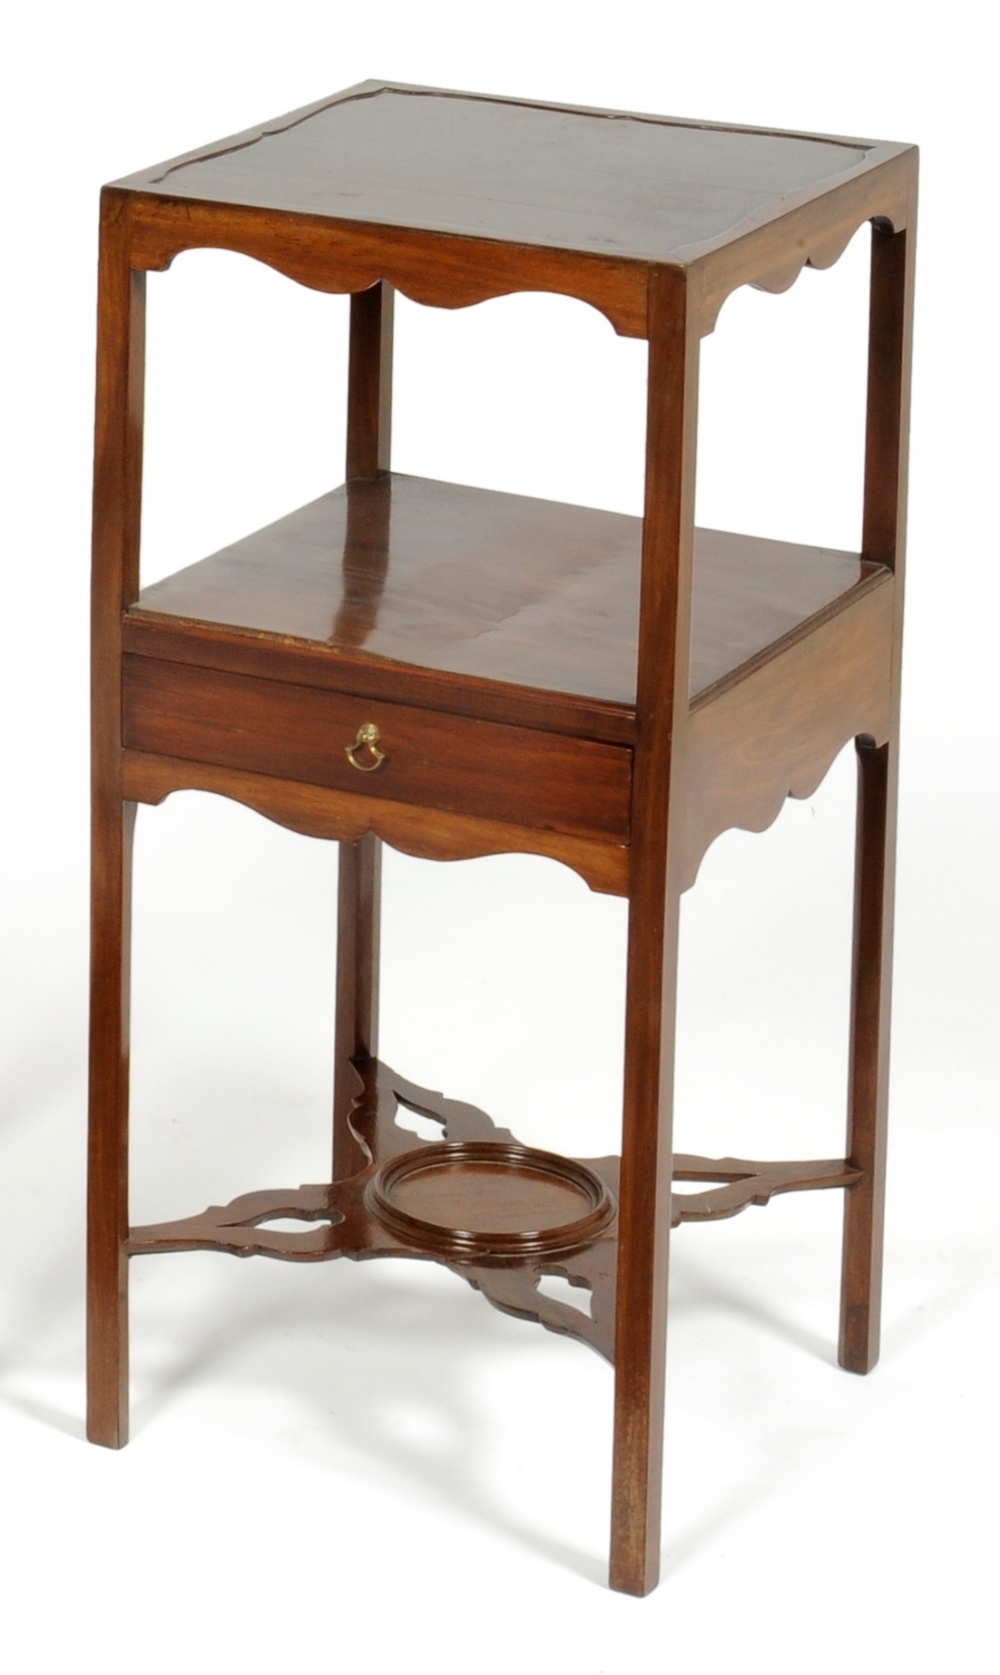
[126,1059,622,1362]
[682,574,894,888]
[123,188,649,338]
[88,92,917,1597]
[121,655,633,844]
[122,610,636,748]
[88,193,145,1450]
[690,145,916,332]
[116,85,910,276]
[334,834,381,1179]
[125,1058,862,1366]
[129,474,883,725]
[121,750,630,897]
[671,1154,860,1225]
[610,266,698,1597]
[346,282,393,480]
[840,219,915,1373]
[109,85,915,340]
[335,284,393,1179]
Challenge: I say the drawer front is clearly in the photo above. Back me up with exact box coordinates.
[123,656,632,843]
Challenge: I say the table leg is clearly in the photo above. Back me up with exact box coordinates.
[332,283,393,1179]
[88,800,136,1446]
[839,219,913,1372]
[609,268,697,1595]
[333,834,382,1179]
[610,875,681,1595]
[88,194,144,1448]
[840,738,895,1371]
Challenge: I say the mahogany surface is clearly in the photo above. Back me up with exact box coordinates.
[334,285,391,1185]
[121,653,633,842]
[839,222,914,1374]
[111,83,915,342]
[88,82,916,1599]
[681,576,894,887]
[121,746,630,897]
[129,473,887,715]
[377,1152,604,1238]
[126,1057,862,1365]
[115,81,899,269]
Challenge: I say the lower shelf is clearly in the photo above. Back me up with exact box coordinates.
[127,1060,860,1364]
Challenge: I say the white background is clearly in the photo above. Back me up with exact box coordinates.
[1,4,997,1670]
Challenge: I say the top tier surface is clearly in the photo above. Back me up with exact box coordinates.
[114,80,901,265]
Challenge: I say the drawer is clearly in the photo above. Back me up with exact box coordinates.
[122,656,632,844]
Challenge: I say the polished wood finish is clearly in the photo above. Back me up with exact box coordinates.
[335,283,393,1179]
[671,1154,860,1224]
[129,475,885,711]
[334,832,381,1179]
[120,654,634,842]
[120,83,874,257]
[842,739,892,1368]
[88,194,145,1451]
[88,85,916,1594]
[682,574,894,888]
[126,1057,864,1366]
[127,1058,620,1364]
[121,747,630,896]
[610,265,697,1595]
[366,1141,615,1257]
[122,607,636,746]
[840,220,915,1373]
[113,81,914,336]
[346,281,393,480]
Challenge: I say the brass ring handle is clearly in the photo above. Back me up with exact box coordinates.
[345,722,387,773]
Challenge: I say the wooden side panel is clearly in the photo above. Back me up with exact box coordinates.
[125,191,649,338]
[690,148,916,334]
[122,611,636,747]
[121,751,629,897]
[680,579,894,889]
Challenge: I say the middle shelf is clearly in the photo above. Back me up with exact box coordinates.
[122,473,895,890]
[127,473,888,740]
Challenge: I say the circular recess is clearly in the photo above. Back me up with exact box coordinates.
[365,1142,615,1257]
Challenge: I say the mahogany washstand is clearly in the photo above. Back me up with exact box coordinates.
[88,82,916,1594]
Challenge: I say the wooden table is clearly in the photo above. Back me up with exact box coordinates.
[88,82,916,1594]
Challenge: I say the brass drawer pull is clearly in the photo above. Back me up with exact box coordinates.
[346,722,387,772]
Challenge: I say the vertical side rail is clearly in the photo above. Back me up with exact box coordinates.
[610,268,700,1595]
[840,202,917,1373]
[346,279,394,482]
[88,190,146,1447]
[333,283,394,1178]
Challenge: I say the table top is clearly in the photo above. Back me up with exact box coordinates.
[115,81,905,266]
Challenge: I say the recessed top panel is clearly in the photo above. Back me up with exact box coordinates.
[117,82,873,263]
